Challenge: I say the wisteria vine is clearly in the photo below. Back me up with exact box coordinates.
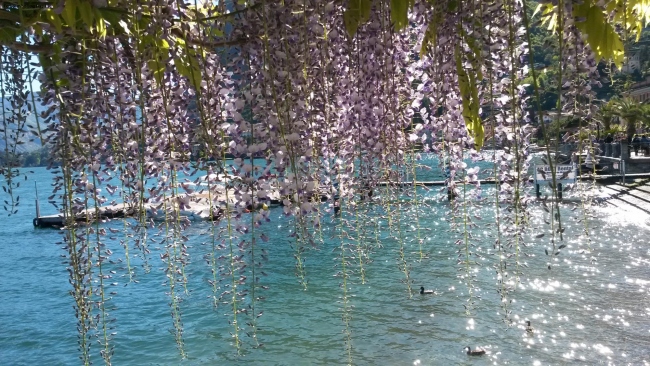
[0,0,644,363]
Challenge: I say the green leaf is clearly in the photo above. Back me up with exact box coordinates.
[343,0,371,38]
[532,3,543,18]
[148,59,165,86]
[33,23,43,36]
[62,0,78,28]
[97,8,125,34]
[42,9,63,34]
[574,0,624,67]
[78,1,94,30]
[144,36,170,85]
[391,0,413,31]
[420,3,442,57]
[175,52,202,91]
[0,27,19,44]
[187,54,202,90]
[158,38,170,50]
[611,0,650,41]
[420,20,435,57]
[175,58,188,82]
[464,31,483,82]
[538,3,557,32]
[93,9,106,38]
[455,43,484,150]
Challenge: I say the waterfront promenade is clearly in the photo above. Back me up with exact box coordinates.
[594,177,650,217]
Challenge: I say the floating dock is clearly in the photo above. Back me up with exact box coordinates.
[33,203,136,228]
[33,187,284,228]
[377,179,499,186]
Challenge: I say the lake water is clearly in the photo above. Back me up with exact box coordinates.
[0,162,648,365]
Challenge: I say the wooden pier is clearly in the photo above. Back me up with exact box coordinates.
[34,174,650,228]
[35,203,146,228]
[377,179,500,186]
[33,186,284,228]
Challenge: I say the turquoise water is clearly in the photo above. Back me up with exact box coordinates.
[0,164,649,365]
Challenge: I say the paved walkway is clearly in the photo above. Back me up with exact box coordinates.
[596,178,650,216]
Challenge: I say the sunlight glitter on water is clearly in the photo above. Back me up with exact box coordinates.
[2,167,649,365]
[592,202,650,227]
[527,279,563,292]
[466,318,475,330]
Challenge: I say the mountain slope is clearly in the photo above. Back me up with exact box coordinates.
[0,97,50,153]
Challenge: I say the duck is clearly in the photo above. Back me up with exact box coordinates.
[526,320,534,334]
[464,346,486,356]
[420,286,434,295]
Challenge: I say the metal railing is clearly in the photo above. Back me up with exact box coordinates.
[597,142,623,158]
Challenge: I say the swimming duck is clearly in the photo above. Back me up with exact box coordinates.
[526,320,534,334]
[420,286,434,295]
[464,346,486,356]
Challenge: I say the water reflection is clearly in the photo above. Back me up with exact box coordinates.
[0,169,648,365]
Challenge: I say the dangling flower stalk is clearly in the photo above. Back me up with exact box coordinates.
[0,49,14,212]
[386,1,413,297]
[90,172,113,365]
[106,37,135,282]
[181,1,229,313]
[564,2,597,256]
[0,46,27,216]
[485,4,510,321]
[127,2,156,274]
[461,1,474,311]
[17,0,45,148]
[87,37,116,365]
[506,0,527,285]
[407,138,425,260]
[338,213,354,365]
[258,0,312,288]
[2,0,650,362]
[546,0,567,266]
[45,58,93,364]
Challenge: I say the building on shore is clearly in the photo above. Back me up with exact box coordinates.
[625,76,650,103]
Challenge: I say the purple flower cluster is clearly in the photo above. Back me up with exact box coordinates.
[0,0,615,360]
